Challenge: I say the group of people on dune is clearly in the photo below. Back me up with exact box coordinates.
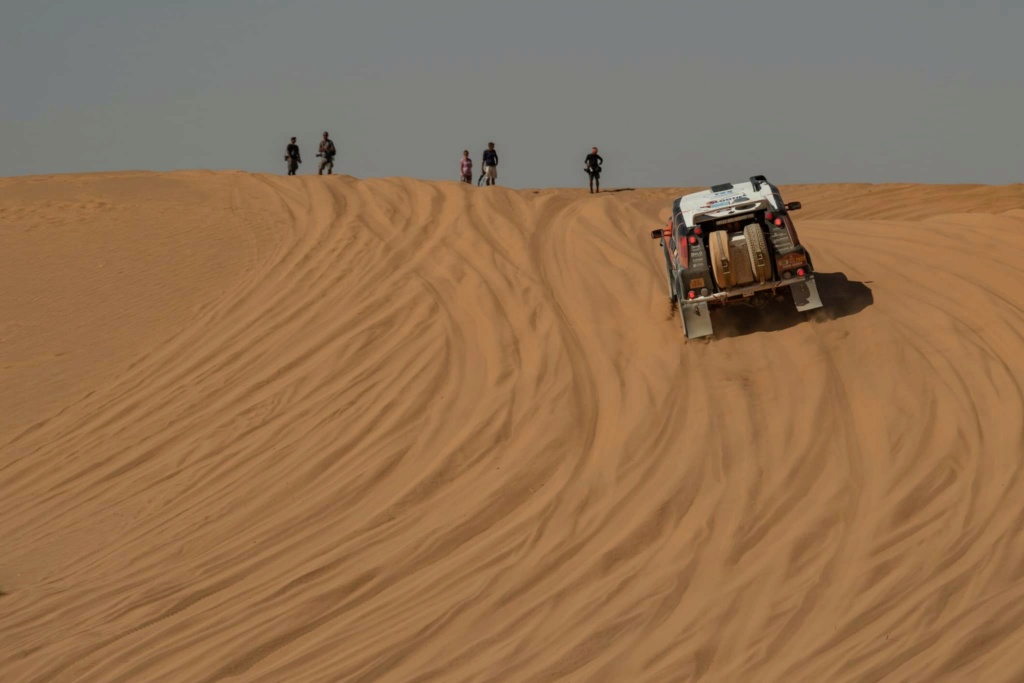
[458,144,604,192]
[284,136,605,192]
[458,142,500,186]
[284,131,336,176]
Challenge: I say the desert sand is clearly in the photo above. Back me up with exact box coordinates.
[2,171,1024,682]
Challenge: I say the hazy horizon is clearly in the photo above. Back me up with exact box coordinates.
[2,1,1022,188]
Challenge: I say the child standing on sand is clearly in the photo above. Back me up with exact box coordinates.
[460,150,473,183]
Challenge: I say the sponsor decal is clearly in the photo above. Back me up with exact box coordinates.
[701,194,750,209]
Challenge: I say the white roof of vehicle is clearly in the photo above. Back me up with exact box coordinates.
[673,181,782,227]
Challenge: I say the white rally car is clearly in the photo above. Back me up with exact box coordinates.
[650,175,823,339]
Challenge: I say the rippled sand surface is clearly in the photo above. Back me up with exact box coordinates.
[3,172,1024,682]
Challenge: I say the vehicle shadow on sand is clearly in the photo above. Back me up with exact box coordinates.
[706,272,874,339]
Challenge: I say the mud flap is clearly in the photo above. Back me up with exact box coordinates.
[681,301,714,339]
[790,277,823,312]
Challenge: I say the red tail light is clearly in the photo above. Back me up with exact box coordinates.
[774,218,783,226]
[765,212,774,221]
[797,268,806,277]
[688,235,697,245]
[693,226,703,236]
[688,290,696,300]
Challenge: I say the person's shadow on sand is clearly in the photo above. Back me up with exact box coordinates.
[707,272,874,339]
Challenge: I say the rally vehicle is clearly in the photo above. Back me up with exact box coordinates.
[650,175,823,339]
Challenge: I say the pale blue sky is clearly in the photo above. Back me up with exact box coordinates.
[2,1,1022,186]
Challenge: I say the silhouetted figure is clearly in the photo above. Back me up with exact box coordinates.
[285,137,302,175]
[585,147,603,193]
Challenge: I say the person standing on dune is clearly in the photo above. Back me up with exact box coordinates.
[285,137,302,175]
[481,142,499,186]
[460,150,473,183]
[317,131,336,176]
[585,146,603,193]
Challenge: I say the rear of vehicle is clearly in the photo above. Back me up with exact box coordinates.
[651,175,823,339]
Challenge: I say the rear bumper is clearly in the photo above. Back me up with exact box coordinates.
[686,275,818,306]
[678,275,822,339]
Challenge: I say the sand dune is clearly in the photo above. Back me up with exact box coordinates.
[2,172,1024,682]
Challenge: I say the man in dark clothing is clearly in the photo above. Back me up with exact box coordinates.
[585,147,603,193]
[481,142,498,186]
[285,137,302,175]
[317,131,336,175]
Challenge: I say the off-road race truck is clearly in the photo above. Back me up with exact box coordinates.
[650,175,823,339]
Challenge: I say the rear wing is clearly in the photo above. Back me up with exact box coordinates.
[691,198,773,225]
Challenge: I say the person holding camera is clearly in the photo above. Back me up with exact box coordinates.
[584,147,603,193]
[481,142,498,186]
[317,131,337,175]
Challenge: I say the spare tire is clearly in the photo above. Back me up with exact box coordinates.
[709,230,737,289]
[743,223,772,283]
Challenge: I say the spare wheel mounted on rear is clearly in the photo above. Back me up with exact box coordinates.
[709,230,737,289]
[743,223,772,283]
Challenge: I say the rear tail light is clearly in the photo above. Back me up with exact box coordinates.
[688,236,697,245]
[688,290,697,300]
[797,268,806,277]
[765,212,774,221]
[693,226,703,235]
[774,218,783,226]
